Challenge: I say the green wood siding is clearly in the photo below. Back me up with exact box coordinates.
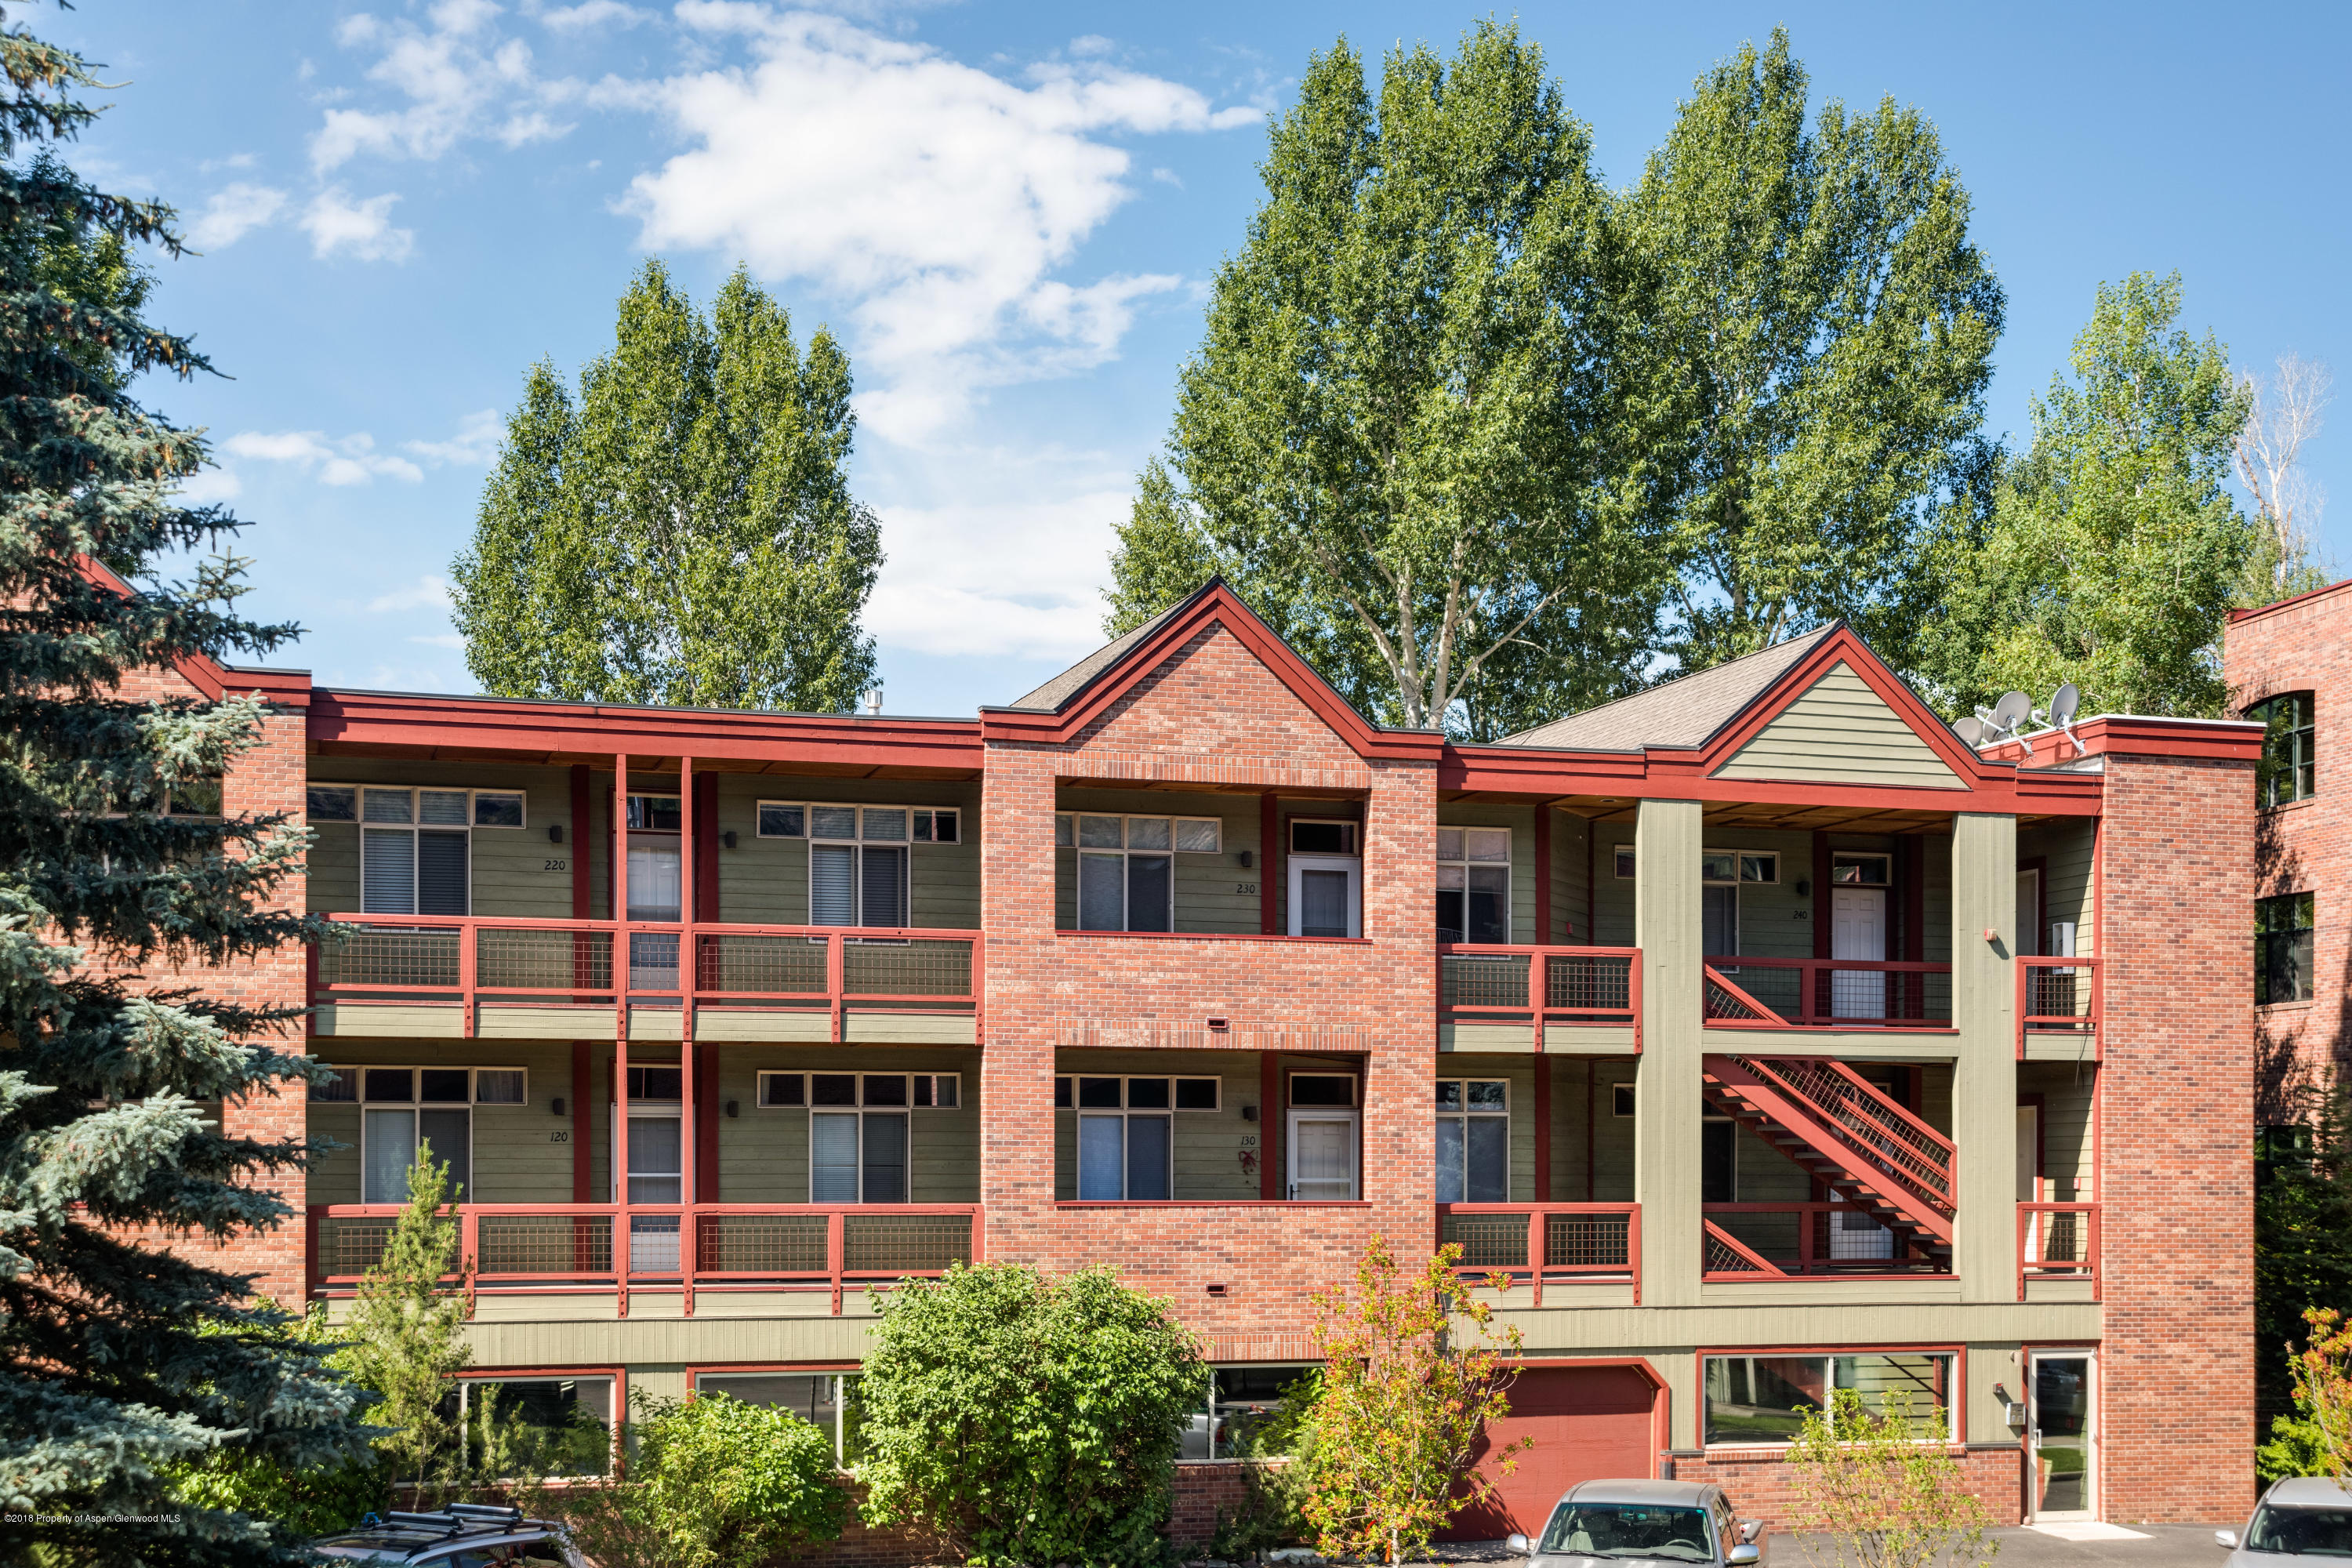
[1713,663,1963,789]
[2020,1063,2094,1199]
[1550,809,1592,945]
[1051,1050,1266,1200]
[2017,818,2096,959]
[712,1046,981,1203]
[1052,789,1260,935]
[715,775,981,929]
[307,1040,575,1203]
[306,760,579,918]
[1435,804,1537,944]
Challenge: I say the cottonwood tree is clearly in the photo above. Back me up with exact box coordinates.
[0,10,372,1561]
[2235,354,2335,607]
[452,261,883,712]
[1617,29,2005,677]
[1105,22,1669,738]
[1919,272,2255,718]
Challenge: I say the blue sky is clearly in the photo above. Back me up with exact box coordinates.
[59,0,2352,717]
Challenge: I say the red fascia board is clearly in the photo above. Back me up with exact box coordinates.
[2227,576,2352,624]
[1444,748,2103,815]
[1980,713,2263,765]
[307,689,984,771]
[978,586,1444,763]
[221,665,314,706]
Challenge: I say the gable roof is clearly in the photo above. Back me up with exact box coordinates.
[1497,625,1839,752]
[1001,595,1196,713]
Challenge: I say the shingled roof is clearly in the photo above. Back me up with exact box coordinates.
[996,590,1203,713]
[1497,623,1842,752]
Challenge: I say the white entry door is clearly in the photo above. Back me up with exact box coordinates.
[1831,887,1886,1018]
[1288,1112,1359,1200]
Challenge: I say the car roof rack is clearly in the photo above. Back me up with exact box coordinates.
[379,1504,533,1539]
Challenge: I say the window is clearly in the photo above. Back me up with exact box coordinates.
[624,793,682,924]
[1436,1080,1508,1203]
[694,1373,861,1467]
[166,778,223,818]
[309,784,358,822]
[1831,854,1891,886]
[1614,846,1636,879]
[793,805,904,927]
[760,1072,959,1109]
[1055,813,1224,932]
[359,786,472,916]
[1073,1076,1171,1200]
[331,1063,530,1204]
[1289,1073,1356,1108]
[759,800,963,847]
[1289,819,1357,855]
[808,1073,911,1202]
[473,790,525,828]
[1053,1075,1221,1111]
[1181,1365,1318,1461]
[1703,851,1777,884]
[2259,891,2316,1005]
[457,1377,613,1478]
[1437,827,1512,944]
[1704,1352,1952,1445]
[1611,1083,1635,1117]
[2250,691,2317,808]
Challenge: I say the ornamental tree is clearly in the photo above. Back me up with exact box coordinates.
[1787,1388,1993,1568]
[1296,1236,1528,1565]
[855,1261,1207,1565]
[0,7,373,1561]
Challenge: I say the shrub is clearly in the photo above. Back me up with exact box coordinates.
[2262,1306,2352,1485]
[855,1261,1206,1566]
[1786,1389,1994,1568]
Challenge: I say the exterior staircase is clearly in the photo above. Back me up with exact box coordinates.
[1700,1054,1956,1272]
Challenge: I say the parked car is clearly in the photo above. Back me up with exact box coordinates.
[310,1504,585,1566]
[2219,1476,2352,1563]
[1509,1479,1765,1568]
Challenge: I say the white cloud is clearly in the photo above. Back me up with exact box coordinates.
[368,575,458,613]
[404,409,504,466]
[314,0,578,172]
[535,0,652,31]
[408,633,469,648]
[301,187,415,261]
[175,467,245,505]
[618,6,1254,440]
[225,429,426,486]
[187,183,290,249]
[865,479,1131,661]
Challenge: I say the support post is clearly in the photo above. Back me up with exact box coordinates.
[1258,1052,1280,1200]
[613,755,630,1315]
[1633,798,1704,1307]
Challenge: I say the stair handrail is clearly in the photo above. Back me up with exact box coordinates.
[1703,964,1789,1026]
[1730,1054,1955,1206]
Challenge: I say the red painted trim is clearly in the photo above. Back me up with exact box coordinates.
[1691,1343,1969,1449]
[1977,713,2263,765]
[1258,1053,1279,1201]
[694,771,720,923]
[695,1042,720,1203]
[976,583,1445,762]
[570,1041,592,1204]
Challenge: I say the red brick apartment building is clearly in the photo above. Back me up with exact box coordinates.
[2227,579,2352,1120]
[146,580,2260,1535]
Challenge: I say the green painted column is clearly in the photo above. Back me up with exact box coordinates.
[1951,811,2018,1301]
[1635,798,1704,1308]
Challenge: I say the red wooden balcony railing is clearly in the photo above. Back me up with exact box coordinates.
[1434,1203,1640,1305]
[1702,958,1951,1028]
[1701,1204,1952,1279]
[1438,946,1642,1046]
[2016,956,2101,1058]
[2017,1202,2100,1298]
[312,915,981,1040]
[308,1202,982,1316]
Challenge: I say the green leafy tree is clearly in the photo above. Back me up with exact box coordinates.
[452,260,883,712]
[0,10,377,1563]
[339,1158,474,1494]
[1295,1237,1526,1565]
[855,1261,1206,1565]
[1106,21,1668,738]
[2256,1092,2352,1446]
[1617,28,2005,677]
[1786,1389,1994,1568]
[637,1390,844,1567]
[2264,1306,2352,1485]
[1919,272,2253,717]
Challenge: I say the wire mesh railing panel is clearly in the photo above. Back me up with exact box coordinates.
[1704,1226,1766,1274]
[1744,1057,1952,1200]
[2025,968,2089,1023]
[844,939,973,998]
[1814,967,1934,1022]
[697,1212,829,1274]
[477,1214,614,1275]
[1711,1209,1805,1263]
[695,934,829,996]
[320,927,459,989]
[1546,1213,1631,1269]
[843,1213,972,1273]
[1442,954,1530,1010]
[477,927,612,993]
[318,1216,396,1276]
[1726,966,1803,1019]
[1544,954,1632,1014]
[1441,1213,1529,1269]
[1704,972,1774,1022]
[2024,1210,2092,1268]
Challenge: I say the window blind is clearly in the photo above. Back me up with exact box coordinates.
[361,828,416,914]
[417,829,469,916]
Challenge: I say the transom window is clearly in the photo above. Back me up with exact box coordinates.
[1435,1079,1508,1203]
[1702,1352,1953,1446]
[1056,813,1223,933]
[1703,850,1778,884]
[1831,854,1891,886]
[1437,828,1512,945]
[1289,819,1358,855]
[1052,1076,1221,1110]
[759,1072,961,1109]
[757,801,961,844]
[2258,891,2315,1005]
[314,1064,526,1205]
[309,783,526,829]
[2249,692,2317,808]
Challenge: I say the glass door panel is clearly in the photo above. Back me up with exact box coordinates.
[2030,1353,2095,1519]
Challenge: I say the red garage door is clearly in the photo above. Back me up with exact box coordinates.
[1443,1366,1661,1542]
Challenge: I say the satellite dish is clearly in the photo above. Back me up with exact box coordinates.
[1952,715,1985,746]
[2049,682,2080,728]
[1991,691,2032,735]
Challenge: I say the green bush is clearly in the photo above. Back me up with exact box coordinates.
[855,1261,1207,1566]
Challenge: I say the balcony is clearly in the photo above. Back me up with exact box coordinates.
[1701,1204,1952,1279]
[1439,945,1641,1054]
[311,915,981,1044]
[308,1202,980,1315]
[2018,956,2101,1060]
[1436,1202,1640,1304]
[2018,1202,2100,1299]
[1702,958,1952,1030]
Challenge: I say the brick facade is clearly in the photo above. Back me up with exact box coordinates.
[2225,582,2352,1112]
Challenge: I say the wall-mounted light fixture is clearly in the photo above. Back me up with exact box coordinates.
[725,1099,740,1118]
[1237,848,1254,868]
[1793,877,1809,897]
[722,830,739,849]
[547,824,564,844]
[1240,1105,1258,1123]
[550,1096,566,1116]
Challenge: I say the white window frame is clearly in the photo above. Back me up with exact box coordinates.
[758,1071,960,1109]
[808,1106,909,1204]
[318,783,528,829]
[787,804,914,927]
[1054,812,1225,854]
[313,1064,528,1105]
[1831,852,1893,887]
[356,786,477,916]
[1287,853,1361,939]
[332,1064,517,1207]
[1700,1351,1958,1447]
[1053,1075,1221,1111]
[1436,826,1513,945]
[1702,849,1779,885]
[756,801,964,845]
[1614,844,1637,879]
[1611,1082,1635,1117]
[1435,1078,1511,1204]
